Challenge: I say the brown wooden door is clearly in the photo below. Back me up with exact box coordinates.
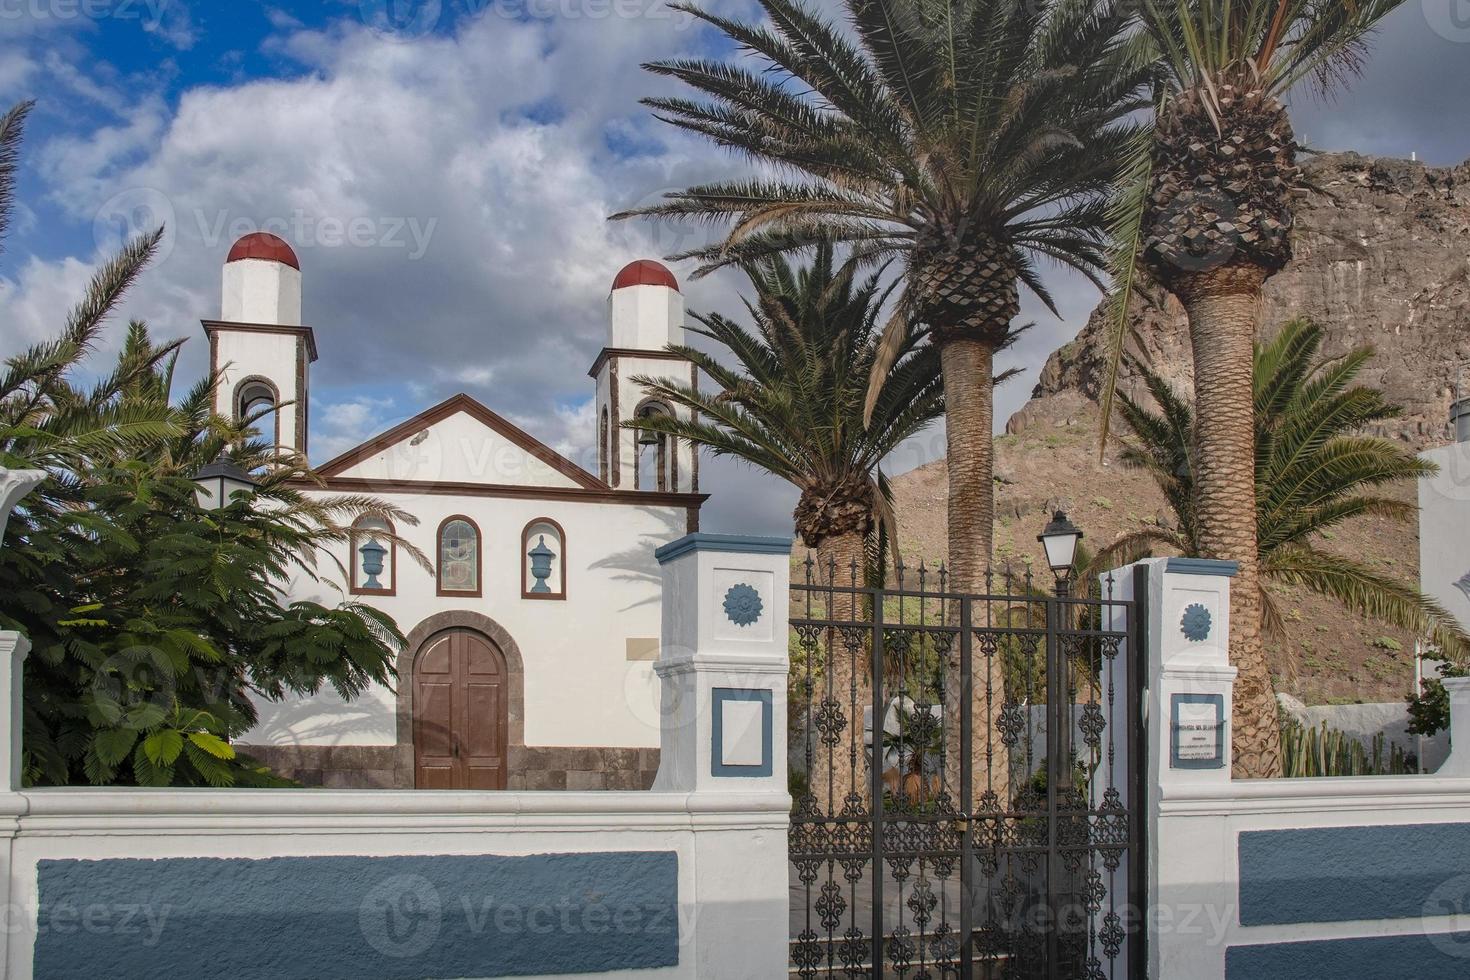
[412,630,507,789]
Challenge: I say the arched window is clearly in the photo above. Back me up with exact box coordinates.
[237,379,277,420]
[521,518,566,600]
[633,399,674,492]
[350,516,396,595]
[437,516,481,597]
[234,377,280,445]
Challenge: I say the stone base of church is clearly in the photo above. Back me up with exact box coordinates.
[507,746,660,791]
[238,743,660,791]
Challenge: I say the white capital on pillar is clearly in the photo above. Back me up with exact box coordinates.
[0,468,46,550]
[1438,677,1470,776]
[651,533,791,796]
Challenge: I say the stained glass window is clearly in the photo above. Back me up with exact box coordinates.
[438,517,479,594]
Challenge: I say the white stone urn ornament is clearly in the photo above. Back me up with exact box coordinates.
[0,467,47,551]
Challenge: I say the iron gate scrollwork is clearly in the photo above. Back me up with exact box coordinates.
[788,557,1144,979]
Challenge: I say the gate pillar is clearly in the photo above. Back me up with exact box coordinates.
[1127,557,1238,979]
[1,467,45,980]
[651,532,792,977]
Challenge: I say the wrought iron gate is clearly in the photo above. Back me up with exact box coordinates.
[788,558,1145,979]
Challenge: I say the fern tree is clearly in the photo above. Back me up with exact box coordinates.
[624,242,947,809]
[1102,0,1407,777]
[1104,318,1468,691]
[0,102,423,786]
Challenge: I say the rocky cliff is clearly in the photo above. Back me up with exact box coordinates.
[891,153,1470,705]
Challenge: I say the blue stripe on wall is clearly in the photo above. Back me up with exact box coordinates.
[34,852,679,980]
[1227,932,1470,979]
[1239,823,1470,925]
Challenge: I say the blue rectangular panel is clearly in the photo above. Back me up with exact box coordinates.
[34,851,679,980]
[1170,693,1225,769]
[1228,932,1470,979]
[1239,823,1470,925]
[711,687,773,777]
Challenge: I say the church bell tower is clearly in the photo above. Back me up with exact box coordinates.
[590,260,697,493]
[203,233,317,458]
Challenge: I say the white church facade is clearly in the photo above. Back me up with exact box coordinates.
[210,234,708,790]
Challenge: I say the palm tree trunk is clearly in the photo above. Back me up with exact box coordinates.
[809,530,873,817]
[938,337,1010,809]
[1176,262,1283,779]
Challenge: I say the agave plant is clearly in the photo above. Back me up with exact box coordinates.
[1100,0,1408,777]
[1103,317,1468,671]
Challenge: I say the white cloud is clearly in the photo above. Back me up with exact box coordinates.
[0,4,798,526]
[0,253,107,347]
[313,396,393,462]
[0,0,1239,535]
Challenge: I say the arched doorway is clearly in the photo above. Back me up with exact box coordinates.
[412,629,508,789]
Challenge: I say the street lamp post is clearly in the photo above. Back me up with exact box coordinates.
[1038,509,1085,810]
[1038,509,1084,598]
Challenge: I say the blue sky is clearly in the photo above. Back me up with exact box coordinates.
[3,0,1470,536]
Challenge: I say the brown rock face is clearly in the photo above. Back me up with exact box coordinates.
[892,153,1470,705]
[1016,152,1470,446]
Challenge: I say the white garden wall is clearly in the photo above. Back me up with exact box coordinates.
[0,788,788,980]
[0,474,793,980]
[1134,556,1470,980]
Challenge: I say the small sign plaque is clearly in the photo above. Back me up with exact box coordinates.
[1171,693,1225,769]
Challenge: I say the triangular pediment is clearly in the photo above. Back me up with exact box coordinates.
[316,394,604,490]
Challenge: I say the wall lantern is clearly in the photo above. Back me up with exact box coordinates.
[191,457,259,511]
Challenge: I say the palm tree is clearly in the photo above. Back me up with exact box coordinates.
[613,0,1151,805]
[1104,318,1469,676]
[0,103,182,475]
[613,0,1150,589]
[622,242,946,810]
[1101,0,1407,777]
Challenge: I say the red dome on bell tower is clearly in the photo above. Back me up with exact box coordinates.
[227,233,300,271]
[611,259,679,293]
